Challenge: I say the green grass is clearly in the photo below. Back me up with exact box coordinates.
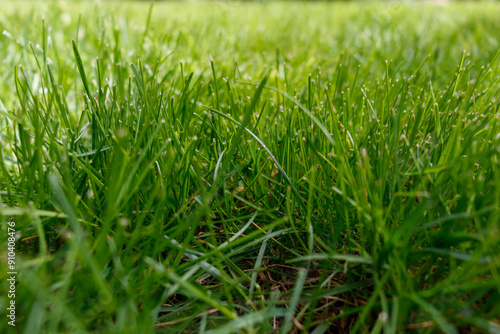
[1,1,500,333]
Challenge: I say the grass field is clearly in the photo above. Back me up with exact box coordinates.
[1,1,500,333]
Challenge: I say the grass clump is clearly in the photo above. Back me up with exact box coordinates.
[1,1,500,333]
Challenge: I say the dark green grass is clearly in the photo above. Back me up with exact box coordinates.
[1,1,500,333]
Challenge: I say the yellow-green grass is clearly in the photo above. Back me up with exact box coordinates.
[1,1,500,333]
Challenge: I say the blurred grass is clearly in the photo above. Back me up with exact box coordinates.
[1,1,500,333]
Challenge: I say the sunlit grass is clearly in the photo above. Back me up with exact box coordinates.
[1,1,500,333]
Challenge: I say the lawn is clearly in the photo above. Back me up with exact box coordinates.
[1,1,500,333]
